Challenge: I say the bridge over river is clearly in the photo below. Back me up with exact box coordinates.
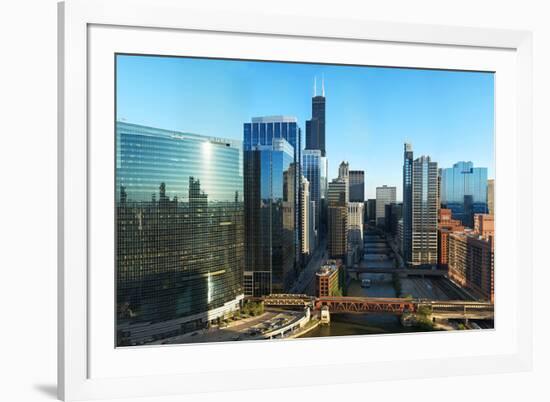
[246,295,494,321]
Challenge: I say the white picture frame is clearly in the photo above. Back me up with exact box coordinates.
[58,0,533,400]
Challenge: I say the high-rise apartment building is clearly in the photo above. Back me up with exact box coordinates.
[402,143,414,264]
[300,176,316,258]
[305,77,326,156]
[349,170,365,202]
[327,179,348,258]
[448,232,494,302]
[243,138,296,296]
[375,185,396,226]
[437,208,465,269]
[115,122,244,346]
[440,161,488,227]
[411,155,438,267]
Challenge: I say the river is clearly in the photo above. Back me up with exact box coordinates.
[300,272,424,338]
[301,230,426,338]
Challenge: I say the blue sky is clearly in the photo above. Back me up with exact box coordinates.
[116,54,494,200]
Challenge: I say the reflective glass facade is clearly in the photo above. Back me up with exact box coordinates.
[244,139,296,296]
[243,116,301,265]
[349,170,365,202]
[302,149,328,235]
[440,161,488,227]
[116,122,244,346]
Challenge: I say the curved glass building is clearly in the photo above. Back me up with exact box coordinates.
[115,122,244,346]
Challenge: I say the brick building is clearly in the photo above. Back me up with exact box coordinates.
[437,208,464,269]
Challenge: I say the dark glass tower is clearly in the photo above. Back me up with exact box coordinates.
[243,138,296,296]
[306,78,326,156]
[243,116,302,267]
[349,170,365,202]
[402,143,413,265]
[115,122,244,346]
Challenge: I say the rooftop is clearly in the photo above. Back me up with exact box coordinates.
[116,121,242,149]
[251,116,298,124]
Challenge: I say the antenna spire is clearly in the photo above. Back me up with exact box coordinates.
[313,76,317,97]
[322,75,325,97]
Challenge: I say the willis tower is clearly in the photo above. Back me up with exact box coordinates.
[306,77,326,156]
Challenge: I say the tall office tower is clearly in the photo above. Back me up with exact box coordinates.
[305,77,326,156]
[244,116,302,266]
[385,202,403,236]
[348,202,364,252]
[115,122,244,346]
[303,149,322,233]
[375,185,396,227]
[327,179,348,258]
[244,138,296,296]
[349,170,365,202]
[487,179,495,215]
[411,156,439,267]
[440,161,488,227]
[303,149,328,236]
[365,199,377,225]
[338,161,350,203]
[300,176,316,258]
[402,143,414,265]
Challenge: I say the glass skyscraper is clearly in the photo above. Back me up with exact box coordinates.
[115,122,244,346]
[303,149,328,237]
[349,170,365,202]
[244,116,302,265]
[440,161,488,227]
[243,138,296,296]
[402,143,414,265]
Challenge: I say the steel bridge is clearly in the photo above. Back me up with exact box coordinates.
[315,296,416,315]
[422,300,495,320]
[246,294,315,308]
[245,295,494,320]
[347,267,447,276]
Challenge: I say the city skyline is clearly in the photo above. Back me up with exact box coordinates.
[115,54,495,346]
[116,55,495,198]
